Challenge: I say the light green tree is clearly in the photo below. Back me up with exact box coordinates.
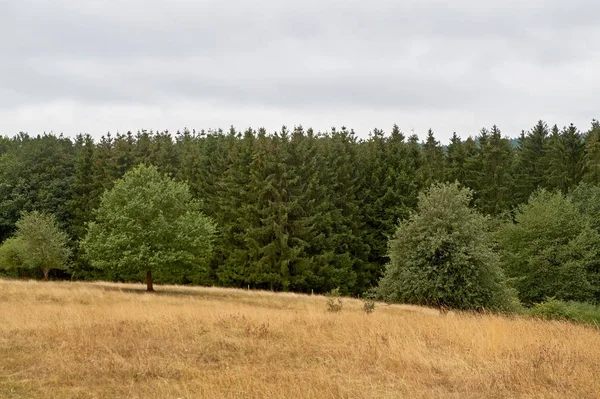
[378,182,515,311]
[496,189,599,305]
[81,164,216,291]
[0,211,70,280]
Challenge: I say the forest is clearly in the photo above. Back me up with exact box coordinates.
[1,119,600,311]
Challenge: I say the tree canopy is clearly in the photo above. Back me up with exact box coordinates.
[81,164,216,291]
[496,190,600,305]
[0,211,70,280]
[378,182,515,311]
[2,121,600,305]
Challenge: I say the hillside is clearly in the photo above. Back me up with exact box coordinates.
[1,279,599,398]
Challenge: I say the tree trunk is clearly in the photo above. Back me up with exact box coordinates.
[146,270,154,292]
[43,269,49,281]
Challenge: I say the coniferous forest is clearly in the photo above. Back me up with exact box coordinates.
[2,120,600,309]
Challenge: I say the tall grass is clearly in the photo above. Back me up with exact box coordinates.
[1,279,599,398]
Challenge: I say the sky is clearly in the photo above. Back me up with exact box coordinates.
[1,0,599,143]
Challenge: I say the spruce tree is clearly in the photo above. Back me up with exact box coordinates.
[445,132,467,184]
[474,126,515,214]
[583,120,600,184]
[69,134,97,239]
[514,120,549,203]
[421,129,445,186]
[545,124,584,192]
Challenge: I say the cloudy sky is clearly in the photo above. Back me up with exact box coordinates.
[1,0,599,142]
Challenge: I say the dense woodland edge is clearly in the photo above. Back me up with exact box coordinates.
[2,120,600,318]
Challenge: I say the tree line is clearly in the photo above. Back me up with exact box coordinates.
[1,120,600,303]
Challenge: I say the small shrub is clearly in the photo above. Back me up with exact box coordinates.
[362,288,376,314]
[326,298,343,312]
[362,299,375,314]
[326,288,343,313]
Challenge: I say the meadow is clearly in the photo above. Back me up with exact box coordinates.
[1,279,599,398]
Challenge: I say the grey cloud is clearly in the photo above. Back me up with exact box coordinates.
[1,0,600,139]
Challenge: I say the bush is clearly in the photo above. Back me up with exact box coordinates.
[362,299,375,314]
[0,212,70,281]
[496,189,600,305]
[326,288,343,312]
[362,288,376,314]
[528,298,600,326]
[378,182,515,311]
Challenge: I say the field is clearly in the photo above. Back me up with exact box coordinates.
[1,280,599,398]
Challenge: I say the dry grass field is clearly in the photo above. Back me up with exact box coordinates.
[1,279,599,399]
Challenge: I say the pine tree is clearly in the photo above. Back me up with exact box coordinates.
[358,125,421,289]
[213,127,256,287]
[150,131,179,176]
[583,119,600,184]
[472,126,514,214]
[445,132,467,184]
[91,133,118,199]
[112,132,136,177]
[514,120,549,203]
[0,134,75,240]
[545,124,584,192]
[421,129,445,186]
[69,134,97,239]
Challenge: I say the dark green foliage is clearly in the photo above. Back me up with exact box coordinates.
[497,190,600,305]
[545,124,585,192]
[421,129,446,186]
[473,126,515,215]
[358,125,420,291]
[378,182,515,311]
[445,133,468,184]
[0,134,75,241]
[583,120,600,184]
[1,118,600,305]
[513,121,549,203]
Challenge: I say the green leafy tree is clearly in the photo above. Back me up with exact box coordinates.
[0,211,70,280]
[0,237,25,275]
[496,189,599,305]
[378,182,514,311]
[571,182,600,232]
[82,164,217,291]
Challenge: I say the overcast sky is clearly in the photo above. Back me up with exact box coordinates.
[1,0,599,142]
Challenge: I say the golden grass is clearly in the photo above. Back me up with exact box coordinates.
[1,280,599,399]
